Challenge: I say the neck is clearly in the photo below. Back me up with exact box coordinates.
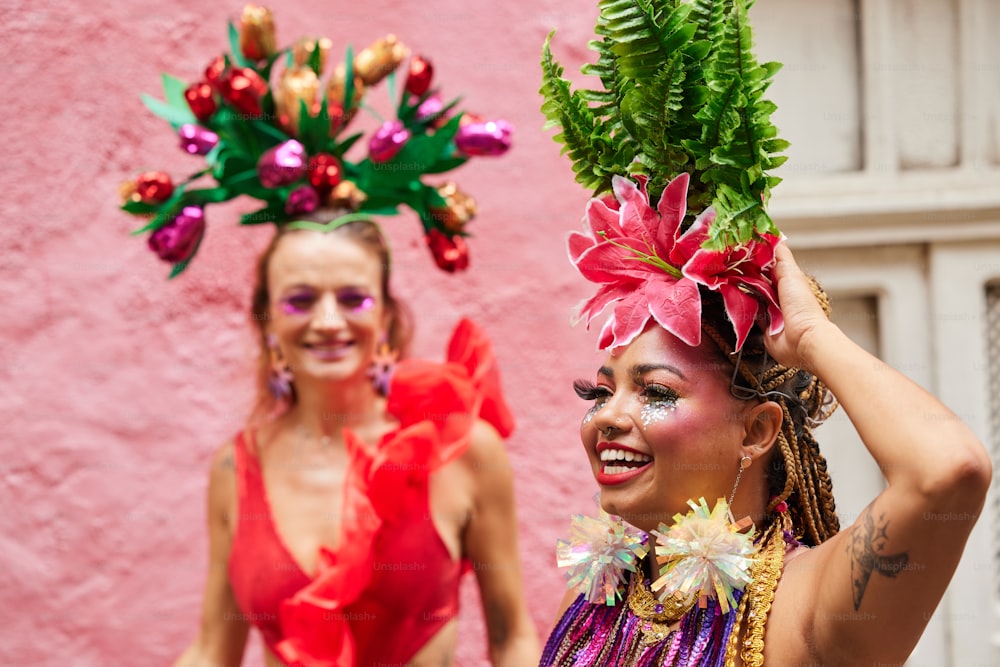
[287,373,384,440]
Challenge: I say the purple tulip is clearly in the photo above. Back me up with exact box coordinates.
[148,206,205,263]
[415,94,444,123]
[257,139,308,188]
[455,119,513,157]
[285,185,320,215]
[178,124,219,156]
[369,120,410,163]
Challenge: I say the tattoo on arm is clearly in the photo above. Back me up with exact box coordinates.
[847,507,910,610]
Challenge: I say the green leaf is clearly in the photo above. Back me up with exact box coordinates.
[358,203,403,216]
[307,43,323,75]
[599,0,695,82]
[250,119,292,144]
[130,185,189,235]
[334,131,364,155]
[162,74,191,109]
[424,156,468,174]
[228,21,253,68]
[343,45,357,113]
[690,0,728,45]
[121,199,157,216]
[240,202,284,225]
[166,229,207,279]
[297,97,327,154]
[387,69,398,106]
[540,31,613,192]
[142,93,195,127]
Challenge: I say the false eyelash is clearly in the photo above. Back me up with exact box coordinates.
[573,379,611,401]
[641,383,679,402]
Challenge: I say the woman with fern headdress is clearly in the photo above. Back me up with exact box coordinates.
[539,2,991,665]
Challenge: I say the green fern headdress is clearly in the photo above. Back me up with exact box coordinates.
[541,0,789,351]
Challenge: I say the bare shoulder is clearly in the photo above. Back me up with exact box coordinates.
[209,439,238,486]
[212,439,237,470]
[459,419,511,478]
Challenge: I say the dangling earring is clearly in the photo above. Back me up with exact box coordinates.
[266,334,293,401]
[367,334,398,397]
[727,455,753,508]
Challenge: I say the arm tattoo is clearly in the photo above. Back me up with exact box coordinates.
[847,507,909,610]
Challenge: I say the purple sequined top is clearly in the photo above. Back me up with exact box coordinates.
[540,573,741,667]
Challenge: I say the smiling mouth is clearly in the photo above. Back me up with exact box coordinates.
[303,341,354,358]
[599,448,653,476]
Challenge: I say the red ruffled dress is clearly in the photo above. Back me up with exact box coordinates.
[227,319,514,666]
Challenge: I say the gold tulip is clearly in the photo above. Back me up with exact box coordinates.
[275,66,320,135]
[238,5,277,60]
[292,37,332,74]
[326,181,368,211]
[353,34,409,86]
[429,182,478,233]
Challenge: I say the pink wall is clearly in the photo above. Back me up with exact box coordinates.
[1,1,609,663]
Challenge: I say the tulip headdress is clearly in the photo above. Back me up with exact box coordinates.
[121,4,513,276]
[541,0,788,350]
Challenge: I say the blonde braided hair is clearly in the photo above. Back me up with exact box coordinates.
[702,278,840,546]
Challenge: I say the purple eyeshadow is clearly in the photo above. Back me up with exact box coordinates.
[279,291,315,315]
[337,289,375,312]
[277,288,374,316]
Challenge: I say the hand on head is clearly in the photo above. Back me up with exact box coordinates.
[762,243,832,372]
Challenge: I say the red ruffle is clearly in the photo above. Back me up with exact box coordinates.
[274,319,513,666]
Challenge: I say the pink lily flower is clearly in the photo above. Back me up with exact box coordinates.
[569,173,785,351]
[682,230,785,351]
[568,174,707,349]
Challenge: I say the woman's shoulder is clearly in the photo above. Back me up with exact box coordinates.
[211,438,237,468]
[453,419,508,472]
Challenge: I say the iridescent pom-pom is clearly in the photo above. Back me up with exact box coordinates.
[556,505,648,606]
[650,497,756,614]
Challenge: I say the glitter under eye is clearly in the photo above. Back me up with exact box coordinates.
[640,401,676,427]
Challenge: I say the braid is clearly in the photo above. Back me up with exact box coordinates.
[701,282,841,547]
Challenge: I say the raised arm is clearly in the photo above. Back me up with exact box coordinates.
[463,420,541,667]
[172,441,250,667]
[765,244,992,666]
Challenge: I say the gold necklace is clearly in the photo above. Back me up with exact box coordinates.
[722,514,791,667]
[626,573,697,646]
